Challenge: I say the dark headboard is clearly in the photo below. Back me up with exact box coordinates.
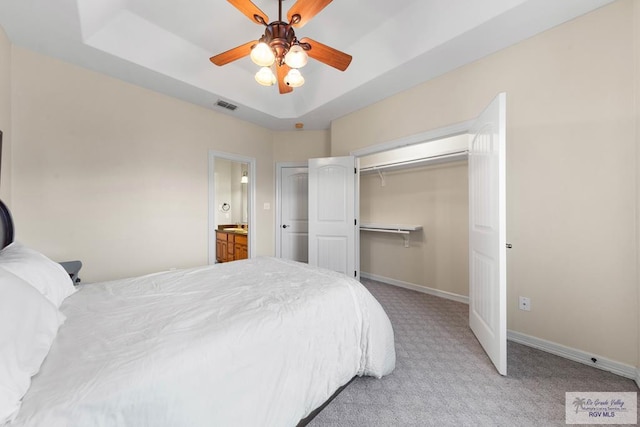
[0,199,14,250]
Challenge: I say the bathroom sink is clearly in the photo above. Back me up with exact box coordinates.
[223,228,248,234]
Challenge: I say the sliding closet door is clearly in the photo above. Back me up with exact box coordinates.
[468,93,507,375]
[308,156,357,277]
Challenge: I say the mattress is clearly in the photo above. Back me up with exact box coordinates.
[10,257,395,426]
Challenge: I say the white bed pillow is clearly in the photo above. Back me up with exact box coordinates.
[0,242,76,307]
[0,268,65,424]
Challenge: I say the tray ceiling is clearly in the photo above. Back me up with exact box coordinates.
[0,0,615,130]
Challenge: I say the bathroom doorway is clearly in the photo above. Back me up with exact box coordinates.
[208,151,256,264]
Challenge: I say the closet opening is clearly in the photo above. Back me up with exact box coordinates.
[358,134,471,304]
[351,92,507,375]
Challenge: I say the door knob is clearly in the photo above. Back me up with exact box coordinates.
[282,224,289,228]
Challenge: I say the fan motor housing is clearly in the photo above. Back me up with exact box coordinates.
[262,22,296,65]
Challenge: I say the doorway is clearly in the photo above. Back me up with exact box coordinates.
[275,162,309,263]
[208,150,256,265]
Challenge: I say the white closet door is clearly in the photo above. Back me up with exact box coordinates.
[308,156,356,277]
[468,93,507,375]
[280,167,309,263]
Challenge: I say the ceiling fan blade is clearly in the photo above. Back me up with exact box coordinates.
[210,41,255,66]
[299,37,352,71]
[227,0,269,25]
[276,64,294,94]
[287,0,332,28]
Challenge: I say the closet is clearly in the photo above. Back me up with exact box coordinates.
[358,134,470,303]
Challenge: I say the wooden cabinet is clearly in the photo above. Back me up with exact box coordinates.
[216,230,248,263]
[234,234,248,260]
[216,231,228,263]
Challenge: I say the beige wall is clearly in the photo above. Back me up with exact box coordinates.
[634,0,640,374]
[0,27,10,203]
[360,161,469,297]
[272,130,330,163]
[11,47,275,282]
[332,0,638,366]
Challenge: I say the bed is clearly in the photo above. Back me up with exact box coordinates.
[0,201,396,426]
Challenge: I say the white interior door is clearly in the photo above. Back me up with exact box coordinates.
[308,156,356,277]
[468,93,507,375]
[280,167,309,263]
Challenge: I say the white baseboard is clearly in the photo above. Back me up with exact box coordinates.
[360,272,469,304]
[507,330,638,382]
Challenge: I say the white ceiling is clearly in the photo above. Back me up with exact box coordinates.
[0,0,615,130]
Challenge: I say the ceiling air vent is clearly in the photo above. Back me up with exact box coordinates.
[215,100,238,111]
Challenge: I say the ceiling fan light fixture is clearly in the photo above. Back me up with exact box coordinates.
[284,68,304,87]
[284,45,308,69]
[211,0,351,94]
[250,42,275,67]
[255,67,276,86]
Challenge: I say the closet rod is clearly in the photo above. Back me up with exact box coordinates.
[359,150,468,173]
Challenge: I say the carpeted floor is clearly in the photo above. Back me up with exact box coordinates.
[310,278,638,427]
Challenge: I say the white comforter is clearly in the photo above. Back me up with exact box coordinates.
[11,257,395,427]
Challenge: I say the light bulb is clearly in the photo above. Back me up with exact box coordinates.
[250,42,275,67]
[284,69,304,87]
[284,45,308,69]
[255,67,276,86]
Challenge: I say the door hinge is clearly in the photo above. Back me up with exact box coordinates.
[354,167,357,174]
[354,219,357,226]
[354,270,357,277]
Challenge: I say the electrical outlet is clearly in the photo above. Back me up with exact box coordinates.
[519,296,531,311]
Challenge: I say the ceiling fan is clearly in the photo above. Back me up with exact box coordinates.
[210,0,352,94]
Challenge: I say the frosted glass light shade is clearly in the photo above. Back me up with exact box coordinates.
[284,45,308,68]
[255,67,276,86]
[284,69,304,87]
[250,42,275,67]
